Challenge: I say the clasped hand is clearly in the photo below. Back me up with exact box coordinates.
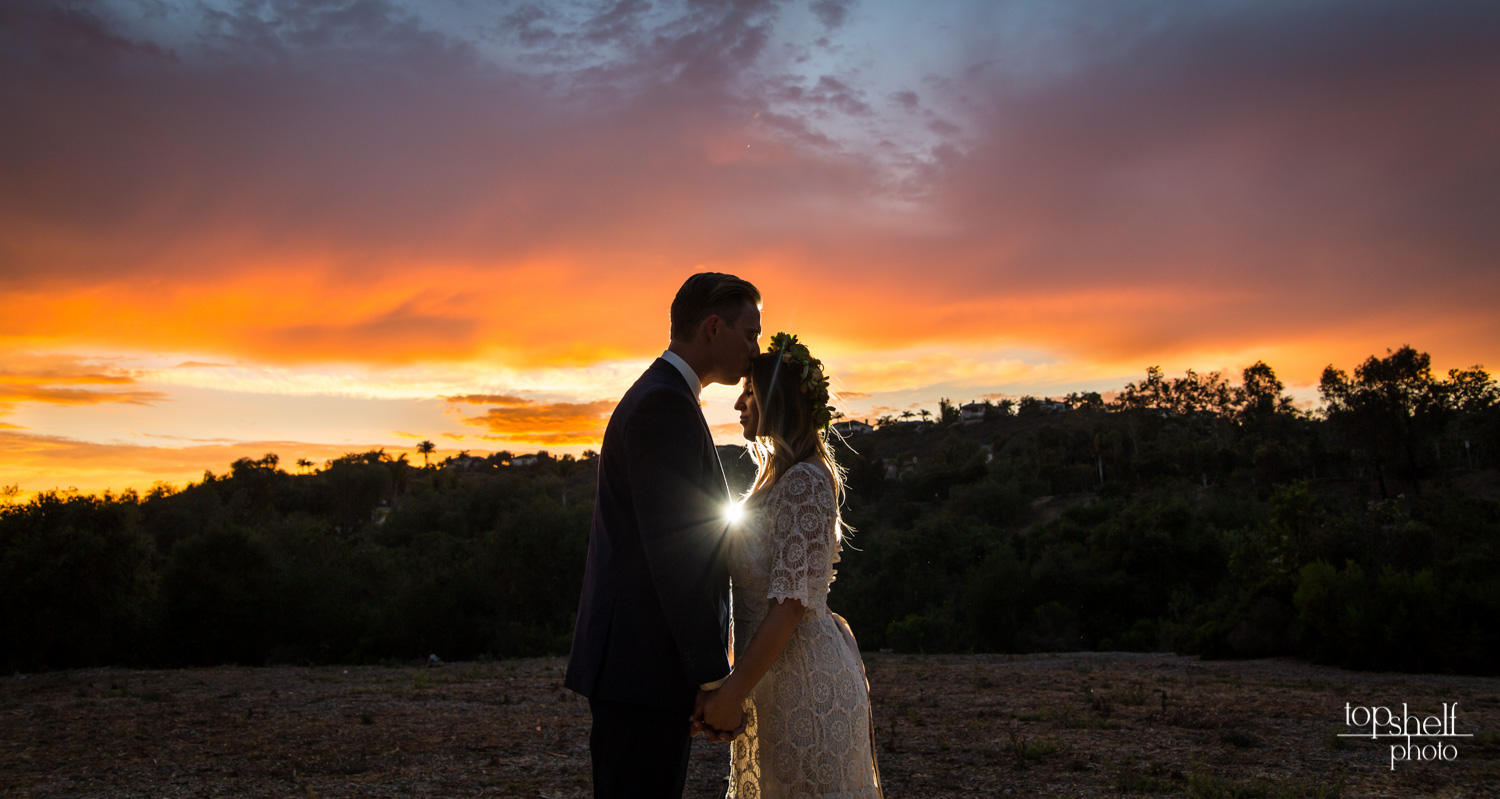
[689,687,745,743]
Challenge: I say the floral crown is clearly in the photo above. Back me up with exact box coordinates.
[767,331,835,431]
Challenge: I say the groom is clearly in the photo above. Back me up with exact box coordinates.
[565,272,762,798]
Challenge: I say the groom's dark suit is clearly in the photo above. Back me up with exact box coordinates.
[565,357,732,798]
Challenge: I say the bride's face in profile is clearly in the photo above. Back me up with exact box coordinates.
[734,378,759,441]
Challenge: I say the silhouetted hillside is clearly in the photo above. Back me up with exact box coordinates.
[3,347,1497,674]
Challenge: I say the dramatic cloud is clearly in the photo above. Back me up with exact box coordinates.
[0,428,394,498]
[1,0,1497,494]
[447,393,616,447]
[0,354,166,416]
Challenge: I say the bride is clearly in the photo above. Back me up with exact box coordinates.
[695,332,882,798]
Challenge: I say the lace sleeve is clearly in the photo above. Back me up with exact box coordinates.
[767,464,835,612]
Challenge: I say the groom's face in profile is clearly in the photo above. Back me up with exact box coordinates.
[711,301,762,384]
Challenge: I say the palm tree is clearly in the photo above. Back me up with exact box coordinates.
[296,458,313,474]
[918,409,932,423]
[416,440,436,469]
[900,410,915,422]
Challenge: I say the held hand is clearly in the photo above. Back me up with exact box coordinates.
[723,713,747,741]
[688,689,712,738]
[700,688,745,740]
[689,689,740,743]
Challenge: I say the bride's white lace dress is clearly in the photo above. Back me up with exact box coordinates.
[727,462,882,799]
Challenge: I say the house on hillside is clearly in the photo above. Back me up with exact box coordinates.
[832,419,874,436]
[510,454,539,467]
[443,454,488,472]
[1039,399,1070,414]
[960,402,987,423]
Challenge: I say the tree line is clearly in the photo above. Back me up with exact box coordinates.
[1,346,1496,674]
[834,346,1498,674]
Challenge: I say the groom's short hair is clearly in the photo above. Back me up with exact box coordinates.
[670,272,762,342]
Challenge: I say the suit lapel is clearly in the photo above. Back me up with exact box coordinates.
[651,359,730,500]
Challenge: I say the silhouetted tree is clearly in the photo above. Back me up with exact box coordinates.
[1238,361,1295,419]
[1320,346,1444,496]
[938,398,959,424]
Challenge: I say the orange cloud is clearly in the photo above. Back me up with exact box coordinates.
[449,394,617,447]
[710,422,747,441]
[0,427,495,500]
[0,355,166,416]
[0,430,384,500]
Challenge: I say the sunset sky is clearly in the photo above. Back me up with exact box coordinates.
[3,0,1498,498]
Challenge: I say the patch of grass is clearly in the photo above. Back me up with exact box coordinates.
[1187,768,1268,799]
[1118,684,1150,706]
[1023,738,1058,760]
[1004,728,1056,769]
[330,757,371,775]
[359,711,375,725]
[1015,711,1046,722]
[1271,782,1343,799]
[1051,705,1121,729]
[1114,758,1183,794]
[1164,707,1218,730]
[1185,766,1342,799]
[1085,687,1115,718]
[1468,759,1500,780]
[1117,772,1182,794]
[1219,729,1261,749]
[1323,727,1351,751]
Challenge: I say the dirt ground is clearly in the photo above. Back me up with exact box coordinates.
[3,652,1498,798]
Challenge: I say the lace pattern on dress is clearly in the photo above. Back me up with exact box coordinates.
[766,463,836,613]
[727,462,881,799]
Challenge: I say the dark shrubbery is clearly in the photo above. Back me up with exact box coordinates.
[1,451,595,671]
[2,347,1497,674]
[832,349,1500,674]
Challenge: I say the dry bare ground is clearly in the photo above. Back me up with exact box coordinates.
[3,652,1498,798]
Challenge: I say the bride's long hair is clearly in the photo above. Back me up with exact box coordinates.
[743,350,850,542]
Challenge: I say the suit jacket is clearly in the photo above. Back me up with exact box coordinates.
[564,358,732,708]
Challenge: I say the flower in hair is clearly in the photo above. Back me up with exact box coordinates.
[767,332,835,430]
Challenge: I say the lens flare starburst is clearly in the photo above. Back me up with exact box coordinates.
[725,500,746,525]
